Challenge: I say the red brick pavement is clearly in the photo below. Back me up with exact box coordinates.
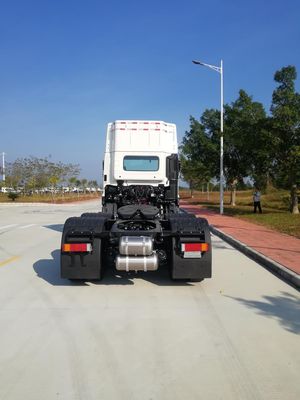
[181,202,300,275]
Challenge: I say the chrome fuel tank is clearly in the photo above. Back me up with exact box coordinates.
[116,253,158,272]
[119,236,153,256]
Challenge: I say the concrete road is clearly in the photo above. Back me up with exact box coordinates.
[0,200,299,400]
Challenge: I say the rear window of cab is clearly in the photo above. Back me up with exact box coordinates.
[123,156,159,171]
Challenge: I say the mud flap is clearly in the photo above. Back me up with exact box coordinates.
[170,217,212,280]
[61,238,102,280]
[171,238,212,280]
[61,217,105,280]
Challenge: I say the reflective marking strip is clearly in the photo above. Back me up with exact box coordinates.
[0,224,17,230]
[0,256,20,268]
[183,252,202,259]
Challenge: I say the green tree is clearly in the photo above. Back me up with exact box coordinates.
[180,116,218,196]
[81,178,88,194]
[5,156,80,193]
[88,180,98,188]
[224,90,267,204]
[68,176,77,189]
[271,66,300,213]
[27,176,37,192]
[180,158,207,197]
[5,159,25,188]
[49,175,59,201]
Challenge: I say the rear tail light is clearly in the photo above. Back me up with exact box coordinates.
[62,243,92,253]
[181,243,209,252]
[181,243,209,258]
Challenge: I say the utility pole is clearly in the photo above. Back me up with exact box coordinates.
[192,59,224,214]
[1,152,5,182]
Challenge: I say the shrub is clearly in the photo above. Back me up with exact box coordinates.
[7,192,19,202]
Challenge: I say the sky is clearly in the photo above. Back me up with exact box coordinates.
[0,0,300,181]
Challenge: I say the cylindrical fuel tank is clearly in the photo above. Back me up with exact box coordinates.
[119,236,153,256]
[116,253,158,272]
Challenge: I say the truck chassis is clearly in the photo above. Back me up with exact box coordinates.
[61,180,212,281]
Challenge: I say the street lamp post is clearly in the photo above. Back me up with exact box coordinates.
[1,152,5,182]
[192,59,224,214]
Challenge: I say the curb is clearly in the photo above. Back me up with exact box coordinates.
[210,225,300,290]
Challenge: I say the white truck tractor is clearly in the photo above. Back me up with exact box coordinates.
[61,120,212,281]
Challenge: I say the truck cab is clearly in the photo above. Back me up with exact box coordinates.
[103,120,177,187]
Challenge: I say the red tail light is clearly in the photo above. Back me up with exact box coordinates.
[181,243,209,252]
[62,243,92,252]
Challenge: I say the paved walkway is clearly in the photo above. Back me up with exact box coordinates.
[181,202,300,276]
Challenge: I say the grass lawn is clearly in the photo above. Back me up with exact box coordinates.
[180,189,300,239]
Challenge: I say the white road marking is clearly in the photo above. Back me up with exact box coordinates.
[0,224,18,230]
[18,224,36,229]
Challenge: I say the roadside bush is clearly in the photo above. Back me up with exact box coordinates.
[7,192,19,202]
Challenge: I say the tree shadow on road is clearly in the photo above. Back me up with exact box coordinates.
[227,292,300,335]
[33,250,194,287]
